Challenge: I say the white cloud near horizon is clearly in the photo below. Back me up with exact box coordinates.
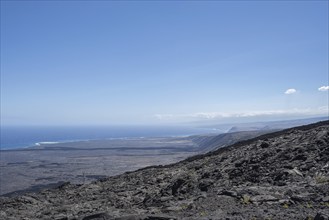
[154,114,174,120]
[154,107,329,121]
[285,88,297,94]
[318,86,329,91]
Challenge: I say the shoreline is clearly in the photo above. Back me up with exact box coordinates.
[1,125,219,151]
[0,133,214,151]
[0,136,203,152]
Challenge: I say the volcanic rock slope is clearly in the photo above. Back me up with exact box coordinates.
[1,121,329,220]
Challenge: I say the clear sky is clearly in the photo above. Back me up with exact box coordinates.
[1,0,328,126]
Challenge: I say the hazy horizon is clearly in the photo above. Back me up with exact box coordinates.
[1,1,328,126]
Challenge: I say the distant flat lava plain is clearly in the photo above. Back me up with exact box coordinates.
[0,137,199,196]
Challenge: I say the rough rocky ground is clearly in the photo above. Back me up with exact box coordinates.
[0,121,328,220]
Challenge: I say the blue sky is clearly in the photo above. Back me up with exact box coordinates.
[1,1,328,126]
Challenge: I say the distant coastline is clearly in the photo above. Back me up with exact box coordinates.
[2,116,327,151]
[0,125,217,150]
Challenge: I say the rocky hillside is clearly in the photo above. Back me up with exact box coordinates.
[189,129,275,153]
[1,121,328,220]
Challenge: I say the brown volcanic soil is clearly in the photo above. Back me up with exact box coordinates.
[0,121,328,220]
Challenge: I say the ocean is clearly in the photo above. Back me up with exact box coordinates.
[0,125,217,150]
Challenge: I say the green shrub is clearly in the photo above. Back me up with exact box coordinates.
[242,194,251,204]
